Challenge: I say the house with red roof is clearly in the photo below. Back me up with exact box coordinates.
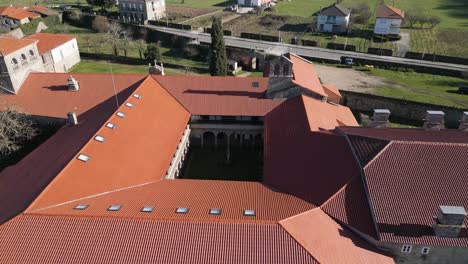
[374,4,405,35]
[0,6,40,28]
[0,53,467,263]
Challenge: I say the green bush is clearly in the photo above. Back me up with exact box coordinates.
[20,15,61,36]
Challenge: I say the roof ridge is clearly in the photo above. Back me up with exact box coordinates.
[319,176,357,208]
[391,140,468,146]
[150,75,192,114]
[363,141,394,170]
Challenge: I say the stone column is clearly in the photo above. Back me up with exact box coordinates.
[214,132,218,148]
[240,133,243,148]
[201,132,204,148]
[227,133,231,161]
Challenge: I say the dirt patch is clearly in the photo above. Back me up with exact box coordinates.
[314,64,388,93]
[166,6,218,22]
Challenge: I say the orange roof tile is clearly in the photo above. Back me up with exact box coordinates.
[302,95,358,130]
[0,37,37,56]
[322,84,341,98]
[28,76,190,210]
[24,33,76,55]
[0,73,146,117]
[153,75,282,116]
[0,6,39,21]
[280,208,394,264]
[376,4,404,19]
[26,5,56,16]
[29,179,316,223]
[287,53,328,98]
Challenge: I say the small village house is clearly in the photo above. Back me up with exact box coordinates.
[374,4,405,35]
[316,4,351,34]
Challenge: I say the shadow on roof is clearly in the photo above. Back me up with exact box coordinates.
[183,89,266,99]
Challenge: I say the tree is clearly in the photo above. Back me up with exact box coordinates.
[209,17,227,76]
[106,22,122,56]
[0,107,37,155]
[144,43,162,64]
[136,39,147,59]
[351,2,371,25]
[92,15,109,33]
[427,15,441,29]
[86,0,115,11]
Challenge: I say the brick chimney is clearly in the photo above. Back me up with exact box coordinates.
[370,109,390,128]
[67,76,79,91]
[67,112,78,125]
[459,112,468,131]
[423,110,445,130]
[433,206,467,238]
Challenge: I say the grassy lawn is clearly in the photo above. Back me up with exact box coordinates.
[369,68,468,108]
[166,0,234,9]
[182,148,262,181]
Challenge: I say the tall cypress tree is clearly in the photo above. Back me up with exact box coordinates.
[209,17,227,76]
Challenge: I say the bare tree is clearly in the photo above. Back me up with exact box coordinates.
[428,16,441,29]
[106,22,123,56]
[92,16,110,33]
[405,11,419,28]
[0,107,37,155]
[135,39,147,59]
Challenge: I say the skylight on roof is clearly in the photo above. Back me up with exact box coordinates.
[125,102,134,108]
[94,135,105,142]
[133,94,141,99]
[107,205,122,211]
[73,204,89,210]
[209,208,222,215]
[243,209,256,216]
[252,82,259,88]
[141,206,154,213]
[175,207,189,214]
[116,112,125,118]
[77,154,90,162]
[106,122,116,129]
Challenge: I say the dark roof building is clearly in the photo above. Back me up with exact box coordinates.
[318,4,351,16]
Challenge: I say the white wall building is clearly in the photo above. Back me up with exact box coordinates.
[119,0,166,24]
[237,0,271,7]
[374,4,404,35]
[317,4,351,34]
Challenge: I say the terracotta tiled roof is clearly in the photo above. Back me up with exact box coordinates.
[321,84,341,99]
[302,95,358,130]
[365,141,468,246]
[345,134,390,167]
[29,179,316,223]
[0,73,146,118]
[0,37,37,56]
[24,33,75,55]
[0,6,39,21]
[0,215,319,264]
[338,126,468,143]
[376,4,404,19]
[26,6,56,16]
[28,76,190,211]
[153,75,282,116]
[287,53,328,98]
[280,209,394,264]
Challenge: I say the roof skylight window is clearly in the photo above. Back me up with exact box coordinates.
[133,93,141,99]
[116,112,126,118]
[107,205,122,211]
[106,122,116,129]
[77,154,90,162]
[252,82,259,88]
[243,209,256,216]
[141,206,154,213]
[73,204,89,210]
[209,208,222,215]
[125,102,134,108]
[175,207,189,214]
[94,135,105,142]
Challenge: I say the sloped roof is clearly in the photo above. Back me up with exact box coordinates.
[153,75,282,116]
[287,53,328,98]
[364,141,468,247]
[26,6,57,16]
[0,6,39,21]
[24,33,75,55]
[376,4,404,19]
[0,73,146,117]
[280,209,393,264]
[302,95,358,130]
[28,76,190,211]
[318,4,351,16]
[0,215,319,264]
[0,37,37,56]
[322,84,341,99]
[29,179,316,223]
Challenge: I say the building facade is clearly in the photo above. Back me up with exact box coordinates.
[317,4,351,34]
[119,0,165,24]
[374,4,404,35]
[237,0,271,7]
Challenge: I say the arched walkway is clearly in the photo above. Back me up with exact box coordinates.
[203,131,215,148]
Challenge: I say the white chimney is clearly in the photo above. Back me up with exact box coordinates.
[459,112,468,131]
[423,110,445,130]
[371,109,390,128]
[67,112,78,125]
[68,76,79,91]
[433,206,467,238]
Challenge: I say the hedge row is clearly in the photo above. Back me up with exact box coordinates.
[367,47,393,56]
[405,52,468,66]
[203,27,232,36]
[148,20,192,31]
[326,43,356,51]
[290,38,318,47]
[240,32,281,42]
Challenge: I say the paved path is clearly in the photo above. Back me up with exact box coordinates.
[148,26,468,74]
[396,32,410,57]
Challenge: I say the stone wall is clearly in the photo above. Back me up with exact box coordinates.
[340,90,468,128]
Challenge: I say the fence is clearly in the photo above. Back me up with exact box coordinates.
[405,52,468,66]
[326,43,356,51]
[240,32,281,42]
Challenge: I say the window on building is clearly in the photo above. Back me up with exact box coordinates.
[11,58,18,66]
[421,247,430,255]
[401,245,412,253]
[274,64,280,76]
[29,50,34,57]
[140,3,143,11]
[141,13,144,21]
[283,64,289,76]
[20,54,27,61]
[122,2,126,9]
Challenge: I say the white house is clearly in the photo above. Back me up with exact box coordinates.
[317,4,351,34]
[374,4,404,35]
[119,0,166,24]
[237,0,271,7]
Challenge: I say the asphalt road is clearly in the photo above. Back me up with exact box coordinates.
[149,26,468,74]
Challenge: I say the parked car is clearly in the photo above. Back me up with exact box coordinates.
[459,86,468,95]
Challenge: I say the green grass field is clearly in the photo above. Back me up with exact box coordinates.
[369,68,468,108]
[166,0,234,9]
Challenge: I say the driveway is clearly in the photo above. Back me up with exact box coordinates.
[396,32,410,57]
